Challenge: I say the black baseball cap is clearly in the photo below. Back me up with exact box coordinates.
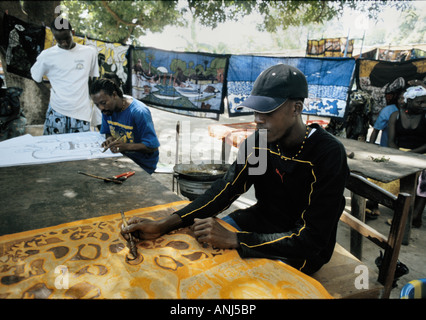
[238,64,308,113]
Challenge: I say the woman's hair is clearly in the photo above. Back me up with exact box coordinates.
[90,78,123,98]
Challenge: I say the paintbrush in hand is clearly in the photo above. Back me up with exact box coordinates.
[120,210,138,260]
[102,134,125,153]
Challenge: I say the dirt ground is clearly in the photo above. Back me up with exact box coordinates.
[147,106,426,299]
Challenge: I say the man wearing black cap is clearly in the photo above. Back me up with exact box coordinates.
[122,64,349,275]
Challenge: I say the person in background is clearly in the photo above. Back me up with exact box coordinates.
[388,85,426,228]
[344,90,373,141]
[30,17,99,135]
[0,78,26,141]
[90,79,160,174]
[365,78,407,220]
[120,64,349,275]
[369,77,406,147]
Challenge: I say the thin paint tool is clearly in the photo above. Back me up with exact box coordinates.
[120,210,138,260]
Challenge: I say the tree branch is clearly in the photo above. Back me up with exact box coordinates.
[100,0,138,27]
[314,2,326,23]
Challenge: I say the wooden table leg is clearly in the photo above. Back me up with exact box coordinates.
[399,172,419,245]
[221,138,226,164]
[350,191,366,260]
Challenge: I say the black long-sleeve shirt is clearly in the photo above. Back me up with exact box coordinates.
[174,124,349,274]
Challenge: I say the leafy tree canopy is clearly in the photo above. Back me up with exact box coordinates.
[63,0,184,43]
[61,0,411,44]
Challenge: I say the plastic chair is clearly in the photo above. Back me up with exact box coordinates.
[400,278,426,299]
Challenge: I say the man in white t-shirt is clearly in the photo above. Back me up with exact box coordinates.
[31,17,99,134]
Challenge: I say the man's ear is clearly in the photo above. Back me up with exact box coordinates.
[293,100,303,115]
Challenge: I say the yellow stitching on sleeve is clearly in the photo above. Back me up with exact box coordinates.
[180,182,231,218]
[231,152,251,185]
[181,153,253,219]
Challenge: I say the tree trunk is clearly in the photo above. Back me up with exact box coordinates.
[0,1,60,125]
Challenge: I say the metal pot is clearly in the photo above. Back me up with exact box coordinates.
[173,163,231,200]
[173,163,230,181]
[177,178,216,200]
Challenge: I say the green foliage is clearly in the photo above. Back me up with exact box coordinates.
[185,1,411,33]
[62,0,184,43]
[393,9,426,44]
[59,0,412,45]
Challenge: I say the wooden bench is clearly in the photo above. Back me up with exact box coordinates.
[312,173,412,298]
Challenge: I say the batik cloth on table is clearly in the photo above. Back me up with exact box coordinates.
[227,55,355,118]
[0,131,120,168]
[0,201,332,299]
[130,47,228,117]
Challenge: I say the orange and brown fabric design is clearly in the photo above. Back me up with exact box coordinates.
[0,201,332,299]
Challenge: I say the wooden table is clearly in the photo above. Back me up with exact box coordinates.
[0,157,182,236]
[338,137,426,184]
[337,137,426,249]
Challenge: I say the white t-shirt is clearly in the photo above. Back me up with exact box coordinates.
[31,43,99,122]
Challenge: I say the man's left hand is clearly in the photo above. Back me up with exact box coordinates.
[108,140,127,153]
[191,218,240,249]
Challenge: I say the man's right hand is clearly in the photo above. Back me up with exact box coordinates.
[120,214,183,241]
[121,217,163,241]
[101,136,115,148]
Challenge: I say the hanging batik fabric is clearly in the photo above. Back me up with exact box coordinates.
[130,47,227,117]
[355,58,426,125]
[3,14,45,79]
[85,37,129,87]
[306,38,355,58]
[227,55,355,118]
